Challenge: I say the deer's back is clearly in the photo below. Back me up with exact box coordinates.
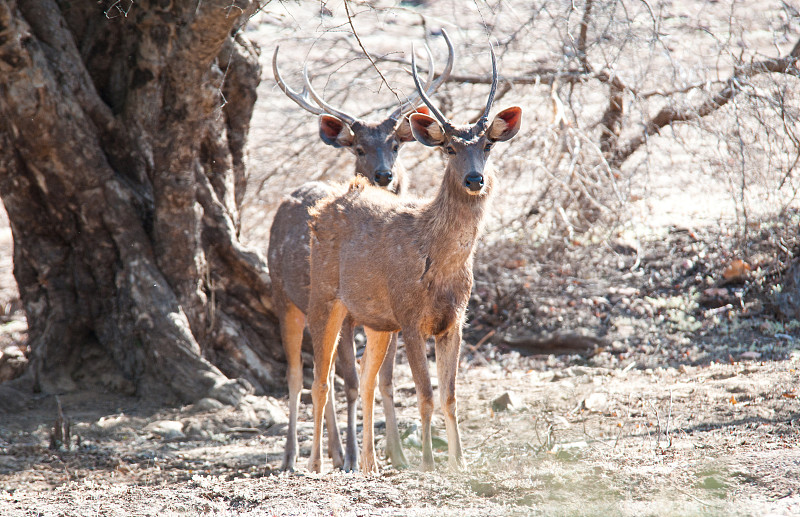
[268,181,344,313]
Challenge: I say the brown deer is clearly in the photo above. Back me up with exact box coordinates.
[268,37,453,472]
[306,43,522,473]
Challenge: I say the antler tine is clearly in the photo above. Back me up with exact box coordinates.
[273,46,325,116]
[389,28,456,121]
[303,64,358,126]
[411,43,454,132]
[428,28,456,98]
[388,44,435,120]
[474,43,498,133]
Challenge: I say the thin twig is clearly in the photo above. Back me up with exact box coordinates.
[342,0,403,106]
[466,427,506,451]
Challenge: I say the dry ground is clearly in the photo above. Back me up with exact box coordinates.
[2,1,800,515]
[0,352,798,516]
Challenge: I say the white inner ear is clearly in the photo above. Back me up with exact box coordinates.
[488,117,509,141]
[337,124,355,146]
[395,119,413,141]
[427,122,444,142]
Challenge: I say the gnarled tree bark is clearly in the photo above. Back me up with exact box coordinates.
[0,0,283,404]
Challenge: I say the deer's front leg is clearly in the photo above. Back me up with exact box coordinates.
[278,301,305,472]
[307,298,347,473]
[435,324,466,470]
[403,331,435,471]
[359,328,392,473]
[335,315,360,472]
[379,332,408,468]
[323,357,344,469]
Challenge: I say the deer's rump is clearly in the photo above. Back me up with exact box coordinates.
[268,181,346,313]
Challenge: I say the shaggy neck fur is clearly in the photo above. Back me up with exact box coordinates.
[416,161,494,277]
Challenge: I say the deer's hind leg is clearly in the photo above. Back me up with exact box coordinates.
[403,330,435,471]
[379,332,408,468]
[323,357,345,469]
[435,323,466,470]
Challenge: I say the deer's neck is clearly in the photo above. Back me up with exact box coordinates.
[418,165,492,275]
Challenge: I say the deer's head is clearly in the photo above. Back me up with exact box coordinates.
[316,110,425,191]
[408,45,522,198]
[273,33,454,192]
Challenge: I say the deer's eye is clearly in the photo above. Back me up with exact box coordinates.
[445,146,456,155]
[355,147,366,156]
[484,143,493,153]
[392,144,399,153]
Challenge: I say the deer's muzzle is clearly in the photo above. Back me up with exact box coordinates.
[464,173,484,192]
[375,170,393,187]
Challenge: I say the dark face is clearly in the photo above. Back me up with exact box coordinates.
[319,115,419,193]
[439,129,494,196]
[350,119,404,190]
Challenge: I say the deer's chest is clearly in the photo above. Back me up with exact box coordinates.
[413,269,472,337]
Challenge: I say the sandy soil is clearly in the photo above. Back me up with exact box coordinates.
[0,354,798,516]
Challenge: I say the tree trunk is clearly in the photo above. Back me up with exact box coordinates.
[776,258,800,321]
[0,0,284,404]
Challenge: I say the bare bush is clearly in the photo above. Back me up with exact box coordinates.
[242,1,799,250]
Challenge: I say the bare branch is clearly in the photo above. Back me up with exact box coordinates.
[343,0,403,107]
[576,0,593,73]
[612,51,800,166]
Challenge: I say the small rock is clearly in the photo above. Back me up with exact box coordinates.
[584,392,608,412]
[245,395,288,427]
[192,398,224,412]
[491,391,521,412]
[432,435,448,451]
[0,345,27,383]
[699,476,726,489]
[146,420,185,440]
[469,479,497,497]
[184,422,211,441]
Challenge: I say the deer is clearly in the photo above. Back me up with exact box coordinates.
[305,42,522,473]
[268,35,454,472]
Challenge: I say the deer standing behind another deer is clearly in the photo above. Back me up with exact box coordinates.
[306,43,522,473]
[268,36,453,472]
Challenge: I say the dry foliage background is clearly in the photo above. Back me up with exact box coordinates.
[243,0,799,246]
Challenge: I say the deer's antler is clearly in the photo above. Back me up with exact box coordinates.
[388,28,455,121]
[273,46,325,116]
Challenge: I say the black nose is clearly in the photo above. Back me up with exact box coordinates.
[464,173,484,192]
[375,170,393,187]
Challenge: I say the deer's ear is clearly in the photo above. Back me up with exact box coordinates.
[488,106,522,142]
[319,115,355,148]
[395,108,429,142]
[410,112,445,147]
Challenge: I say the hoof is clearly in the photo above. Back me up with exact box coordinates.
[342,457,359,473]
[359,454,379,474]
[281,453,296,472]
[328,448,345,469]
[387,450,409,470]
[307,458,322,473]
[448,458,466,471]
